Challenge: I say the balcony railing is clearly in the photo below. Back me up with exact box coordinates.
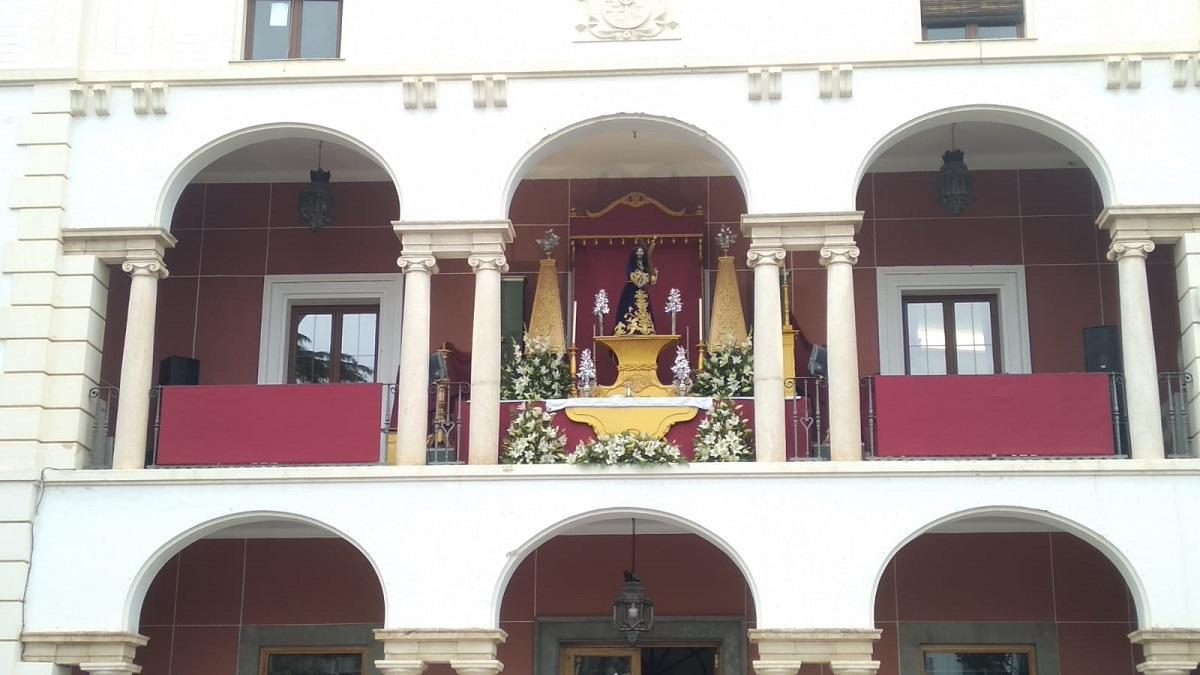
[861,373,1128,459]
[786,376,828,461]
[1161,372,1193,458]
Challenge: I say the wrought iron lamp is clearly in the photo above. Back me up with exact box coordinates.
[936,123,974,216]
[612,518,655,646]
[298,141,336,231]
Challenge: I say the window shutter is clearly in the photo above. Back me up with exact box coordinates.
[920,0,1024,25]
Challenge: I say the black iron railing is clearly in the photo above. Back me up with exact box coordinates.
[88,385,119,468]
[861,377,877,458]
[427,381,469,464]
[784,376,828,460]
[1160,372,1192,458]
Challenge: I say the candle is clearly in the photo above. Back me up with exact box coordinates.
[698,297,704,339]
[571,301,577,344]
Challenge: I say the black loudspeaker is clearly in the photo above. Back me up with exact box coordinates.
[1083,325,1122,373]
[808,345,828,378]
[158,355,200,386]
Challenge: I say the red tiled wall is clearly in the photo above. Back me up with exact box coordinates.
[103,171,1179,386]
[874,532,1138,675]
[137,538,384,675]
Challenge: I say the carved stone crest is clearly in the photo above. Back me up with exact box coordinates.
[575,0,679,42]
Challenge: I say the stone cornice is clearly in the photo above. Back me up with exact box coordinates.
[393,220,514,259]
[1098,205,1200,244]
[742,212,862,252]
[61,227,176,265]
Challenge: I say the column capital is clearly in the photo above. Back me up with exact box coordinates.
[451,659,505,675]
[120,258,168,279]
[80,663,142,675]
[819,245,860,267]
[375,660,429,675]
[747,246,786,268]
[468,253,508,273]
[829,661,880,675]
[752,660,805,675]
[397,255,438,274]
[1108,240,1155,262]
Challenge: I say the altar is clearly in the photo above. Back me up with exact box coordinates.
[549,394,714,438]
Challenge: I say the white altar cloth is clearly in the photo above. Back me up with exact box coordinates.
[543,396,714,412]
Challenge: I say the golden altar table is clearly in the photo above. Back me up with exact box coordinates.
[592,334,680,398]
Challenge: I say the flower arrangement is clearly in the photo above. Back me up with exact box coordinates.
[693,398,754,462]
[593,289,611,334]
[693,333,754,397]
[568,432,685,465]
[665,287,682,334]
[577,348,597,395]
[670,346,692,395]
[500,334,572,400]
[501,402,568,464]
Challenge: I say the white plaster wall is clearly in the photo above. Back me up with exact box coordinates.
[0,86,34,375]
[53,0,1200,77]
[0,0,81,72]
[61,59,1200,230]
[20,463,1200,635]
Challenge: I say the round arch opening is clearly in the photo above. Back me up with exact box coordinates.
[492,509,759,675]
[128,513,386,674]
[869,508,1144,675]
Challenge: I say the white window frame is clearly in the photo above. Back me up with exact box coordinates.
[258,274,403,385]
[877,266,1031,376]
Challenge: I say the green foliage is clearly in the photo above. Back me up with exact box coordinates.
[693,334,754,397]
[569,432,685,465]
[500,336,572,400]
[693,398,754,462]
[501,402,568,464]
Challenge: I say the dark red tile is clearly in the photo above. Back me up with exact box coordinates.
[895,533,1054,622]
[510,179,569,225]
[856,174,873,214]
[164,228,203,277]
[497,621,534,675]
[874,560,897,621]
[500,554,535,621]
[1022,215,1102,265]
[242,538,384,624]
[199,228,268,276]
[873,170,1020,220]
[170,184,205,230]
[875,622,899,675]
[1051,533,1132,622]
[1025,266,1103,373]
[171,626,239,675]
[790,269,826,345]
[136,626,174,675]
[1056,622,1137,675]
[875,217,1022,266]
[855,267,880,376]
[101,272,131,386]
[1099,264,1120,329]
[175,539,245,625]
[1149,261,1182,370]
[203,183,272,228]
[139,555,178,626]
[430,273,477,352]
[266,226,399,275]
[708,175,748,223]
[1019,168,1097,217]
[510,225,567,274]
[192,277,264,385]
[153,277,199,366]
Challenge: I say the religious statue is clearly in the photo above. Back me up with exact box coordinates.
[614,240,658,335]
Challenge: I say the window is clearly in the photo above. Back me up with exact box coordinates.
[922,646,1036,675]
[903,294,1000,375]
[258,275,403,385]
[877,267,1031,376]
[288,305,379,383]
[921,0,1024,41]
[260,647,366,675]
[246,0,342,60]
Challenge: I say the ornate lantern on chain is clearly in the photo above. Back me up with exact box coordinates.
[936,123,975,216]
[298,141,336,231]
[612,518,655,646]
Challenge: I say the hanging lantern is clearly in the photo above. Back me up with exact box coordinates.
[612,520,655,646]
[298,141,335,231]
[936,124,974,216]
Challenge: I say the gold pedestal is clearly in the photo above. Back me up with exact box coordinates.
[783,326,797,397]
[708,255,749,348]
[564,406,698,438]
[527,257,565,352]
[593,334,680,397]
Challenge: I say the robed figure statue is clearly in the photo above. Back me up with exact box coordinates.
[614,240,658,335]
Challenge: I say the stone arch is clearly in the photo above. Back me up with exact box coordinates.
[502,113,752,215]
[123,510,386,633]
[854,104,1117,208]
[154,122,402,233]
[489,506,761,626]
[870,505,1147,628]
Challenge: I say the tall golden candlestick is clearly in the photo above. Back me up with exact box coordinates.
[568,343,578,397]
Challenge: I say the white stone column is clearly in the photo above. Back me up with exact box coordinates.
[1174,233,1200,454]
[748,246,786,462]
[396,255,437,465]
[468,253,507,464]
[111,258,168,470]
[821,245,862,461]
[1110,241,1166,459]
